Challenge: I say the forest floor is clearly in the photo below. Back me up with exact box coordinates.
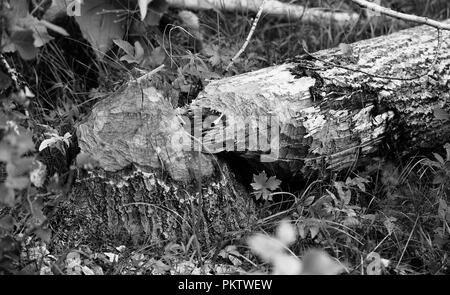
[1,0,450,275]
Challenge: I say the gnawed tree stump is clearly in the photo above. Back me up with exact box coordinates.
[62,82,258,248]
[189,20,450,180]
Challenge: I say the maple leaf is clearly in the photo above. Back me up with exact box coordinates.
[203,44,222,67]
[251,171,281,201]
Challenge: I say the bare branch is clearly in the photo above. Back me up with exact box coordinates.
[351,0,450,31]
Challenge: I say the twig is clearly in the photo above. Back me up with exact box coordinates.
[225,0,267,71]
[135,64,165,83]
[351,0,450,31]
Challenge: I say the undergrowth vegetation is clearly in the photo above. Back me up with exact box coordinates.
[0,0,449,275]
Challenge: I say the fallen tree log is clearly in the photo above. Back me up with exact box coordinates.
[71,21,450,247]
[188,20,450,179]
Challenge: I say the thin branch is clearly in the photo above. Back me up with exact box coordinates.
[225,0,267,71]
[168,0,359,25]
[351,0,450,31]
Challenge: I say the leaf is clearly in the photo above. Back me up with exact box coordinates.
[445,143,450,162]
[9,30,37,60]
[117,40,146,64]
[149,46,166,66]
[297,223,306,239]
[433,152,445,165]
[301,249,345,275]
[433,107,450,121]
[0,215,15,230]
[113,39,135,57]
[0,184,15,207]
[272,253,302,275]
[38,132,71,154]
[276,220,297,246]
[303,195,315,207]
[140,0,168,26]
[134,41,145,61]
[203,44,221,67]
[218,245,242,266]
[334,181,351,205]
[139,0,153,21]
[81,266,95,275]
[104,252,119,263]
[309,225,320,239]
[383,217,397,235]
[247,234,284,262]
[343,216,360,227]
[250,171,281,201]
[0,69,12,90]
[74,0,125,59]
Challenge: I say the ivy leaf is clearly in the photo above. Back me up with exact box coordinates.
[251,171,281,201]
[114,40,145,64]
[74,0,125,59]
